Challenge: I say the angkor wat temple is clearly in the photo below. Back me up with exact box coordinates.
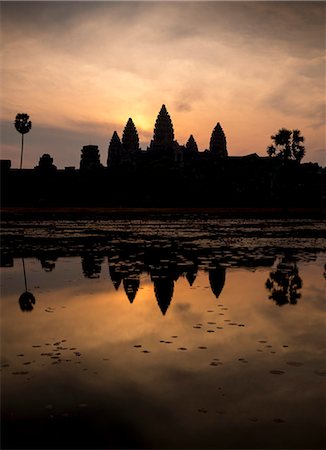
[1,105,324,207]
[80,104,227,171]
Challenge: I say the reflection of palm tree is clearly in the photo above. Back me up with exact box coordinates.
[19,258,36,312]
[265,260,302,306]
[19,291,36,312]
[14,113,32,169]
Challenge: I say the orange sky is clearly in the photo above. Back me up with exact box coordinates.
[1,1,325,168]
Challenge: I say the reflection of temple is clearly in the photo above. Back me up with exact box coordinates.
[209,267,226,299]
[0,253,13,267]
[38,255,57,272]
[106,246,223,315]
[82,254,104,279]
[123,276,140,303]
[7,248,314,313]
[153,277,174,315]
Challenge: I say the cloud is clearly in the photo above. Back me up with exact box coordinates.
[1,1,325,166]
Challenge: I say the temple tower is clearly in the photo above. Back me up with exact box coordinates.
[185,135,199,153]
[35,154,57,172]
[107,131,123,167]
[209,123,227,157]
[122,118,140,153]
[150,105,175,152]
[80,145,102,170]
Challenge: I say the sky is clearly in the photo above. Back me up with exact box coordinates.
[1,1,325,168]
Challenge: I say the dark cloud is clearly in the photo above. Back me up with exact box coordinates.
[1,1,324,166]
[175,102,192,112]
[3,2,324,53]
[175,302,191,312]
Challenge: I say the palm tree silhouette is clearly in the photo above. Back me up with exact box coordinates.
[265,259,302,306]
[267,128,305,163]
[14,113,32,169]
[19,258,36,312]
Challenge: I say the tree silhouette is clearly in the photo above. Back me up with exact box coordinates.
[19,291,36,312]
[19,258,36,312]
[267,128,305,163]
[14,113,32,169]
[265,260,302,306]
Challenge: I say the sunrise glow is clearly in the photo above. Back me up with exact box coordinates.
[1,1,325,168]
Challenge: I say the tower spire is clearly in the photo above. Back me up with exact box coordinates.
[122,118,140,153]
[107,131,122,167]
[209,123,227,157]
[185,134,199,153]
[150,105,175,152]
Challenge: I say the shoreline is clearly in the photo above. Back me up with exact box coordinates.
[1,206,325,217]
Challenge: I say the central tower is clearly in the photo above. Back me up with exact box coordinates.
[149,105,175,152]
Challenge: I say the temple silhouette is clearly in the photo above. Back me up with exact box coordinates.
[1,105,324,207]
[83,104,226,169]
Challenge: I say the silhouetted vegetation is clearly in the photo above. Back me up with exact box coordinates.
[265,258,303,306]
[18,291,36,312]
[267,128,305,162]
[1,107,324,208]
[14,113,32,169]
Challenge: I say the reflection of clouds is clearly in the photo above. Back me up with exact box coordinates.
[2,262,325,448]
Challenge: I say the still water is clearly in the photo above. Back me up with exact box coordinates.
[1,217,325,449]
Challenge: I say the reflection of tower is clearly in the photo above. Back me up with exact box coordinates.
[123,276,140,303]
[185,261,198,286]
[38,256,56,272]
[153,277,174,315]
[109,264,123,290]
[0,253,13,267]
[209,267,226,299]
[81,254,103,279]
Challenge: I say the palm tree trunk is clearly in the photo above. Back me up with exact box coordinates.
[20,133,24,169]
[22,257,27,291]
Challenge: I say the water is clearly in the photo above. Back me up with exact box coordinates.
[1,217,325,449]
